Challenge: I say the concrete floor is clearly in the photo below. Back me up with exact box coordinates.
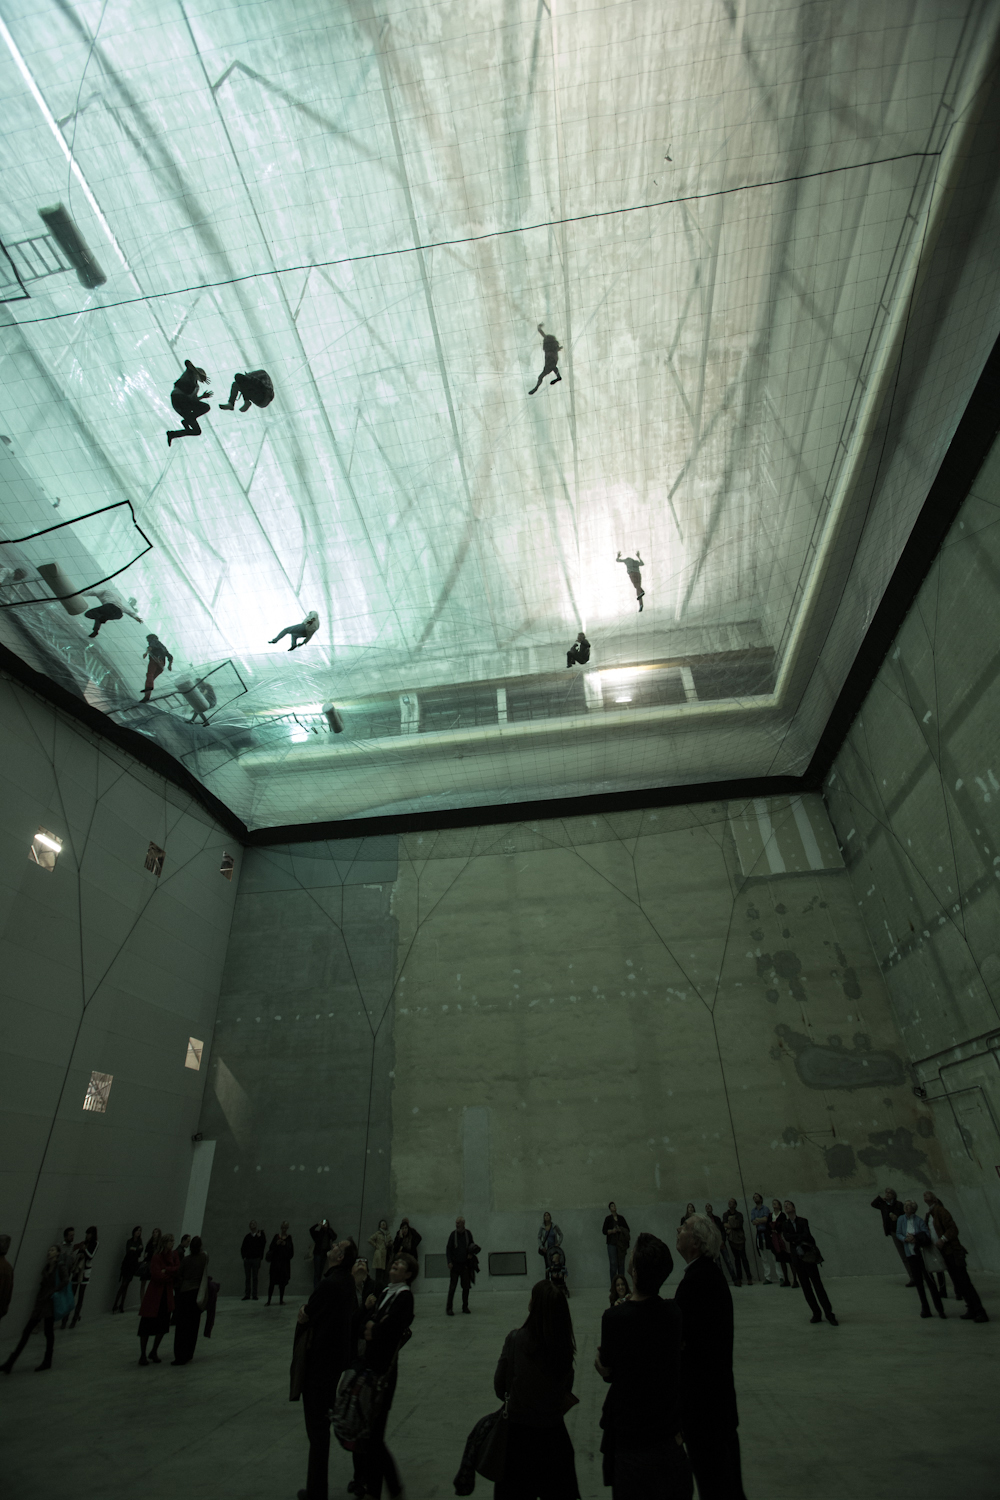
[1,1275,997,1499]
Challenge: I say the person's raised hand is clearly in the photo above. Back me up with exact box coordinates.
[365,1294,376,1309]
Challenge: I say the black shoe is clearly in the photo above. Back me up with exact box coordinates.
[973,1312,989,1323]
[810,1315,822,1323]
[446,1308,454,1316]
[34,1362,52,1371]
[734,1283,742,1288]
[938,1309,947,1319]
[826,1315,838,1326]
[252,1296,259,1301]
[149,1353,161,1363]
[462,1307,471,1314]
[920,1309,932,1318]
[241,1295,250,1301]
[961,1311,976,1319]
[638,598,643,611]
[280,1298,285,1305]
[905,1281,917,1288]
[138,1356,149,1366]
[170,1359,186,1366]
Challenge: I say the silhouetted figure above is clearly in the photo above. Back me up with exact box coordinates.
[167,361,212,446]
[566,631,591,668]
[269,610,320,651]
[84,586,142,638]
[141,634,173,701]
[529,324,562,394]
[218,370,274,412]
[617,551,644,611]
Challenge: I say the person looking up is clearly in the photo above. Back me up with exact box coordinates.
[494,1279,579,1497]
[392,1218,422,1259]
[723,1200,753,1286]
[923,1191,989,1322]
[596,1232,688,1497]
[750,1194,776,1285]
[679,1203,697,1227]
[309,1219,336,1291]
[353,1251,419,1500]
[870,1187,913,1284]
[296,1238,357,1500]
[137,1233,179,1365]
[674,1214,746,1499]
[537,1210,563,1268]
[896,1200,945,1319]
[782,1201,837,1326]
[770,1199,797,1287]
[1,1245,69,1374]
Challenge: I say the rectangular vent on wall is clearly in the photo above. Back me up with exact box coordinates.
[83,1071,113,1113]
[29,827,63,870]
[145,841,165,877]
[185,1038,204,1070]
[488,1252,527,1276]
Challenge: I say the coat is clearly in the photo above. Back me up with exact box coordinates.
[782,1216,823,1265]
[870,1194,906,1237]
[32,1261,70,1320]
[268,1234,294,1285]
[392,1226,422,1258]
[926,1200,968,1257]
[722,1210,746,1248]
[673,1254,738,1437]
[139,1251,180,1318]
[368,1228,392,1271]
[301,1266,355,1401]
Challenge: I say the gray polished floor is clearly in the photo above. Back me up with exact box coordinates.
[1,1275,997,1499]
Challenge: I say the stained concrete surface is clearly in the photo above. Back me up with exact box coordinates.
[2,1276,997,1500]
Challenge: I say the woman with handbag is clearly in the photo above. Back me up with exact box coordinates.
[112,1226,144,1313]
[1,1245,70,1373]
[172,1236,210,1365]
[353,1251,419,1500]
[896,1201,946,1319]
[267,1222,295,1305]
[137,1233,179,1365]
[491,1279,579,1500]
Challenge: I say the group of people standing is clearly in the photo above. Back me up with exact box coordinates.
[871,1187,989,1323]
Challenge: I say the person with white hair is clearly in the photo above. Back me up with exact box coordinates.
[674,1214,746,1500]
[269,611,320,651]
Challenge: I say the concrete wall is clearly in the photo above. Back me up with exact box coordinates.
[197,839,398,1295]
[825,437,1000,1270]
[0,671,238,1329]
[201,794,947,1294]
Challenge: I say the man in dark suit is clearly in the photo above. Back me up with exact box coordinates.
[674,1214,746,1500]
[782,1201,838,1325]
[446,1216,477,1315]
[870,1187,914,1284]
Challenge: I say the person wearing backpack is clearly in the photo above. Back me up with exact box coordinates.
[353,1251,419,1500]
[296,1237,357,1500]
[1,1245,70,1373]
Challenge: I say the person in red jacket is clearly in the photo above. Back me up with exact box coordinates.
[137,1234,180,1365]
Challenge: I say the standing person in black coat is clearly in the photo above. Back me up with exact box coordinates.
[112,1226,144,1313]
[309,1220,336,1290]
[596,1232,690,1499]
[166,359,212,445]
[296,1237,358,1500]
[769,1200,797,1288]
[1,1246,69,1374]
[354,1251,419,1500]
[494,1279,579,1500]
[870,1188,914,1284]
[267,1222,294,1305]
[446,1216,478,1316]
[674,1215,745,1500]
[172,1236,210,1364]
[782,1202,838,1326]
[241,1220,267,1301]
[391,1219,421,1260]
[601,1203,630,1284]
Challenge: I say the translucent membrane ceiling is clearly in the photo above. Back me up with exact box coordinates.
[1,1,1000,827]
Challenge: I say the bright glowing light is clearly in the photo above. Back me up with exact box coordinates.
[614,695,633,703]
[34,831,64,852]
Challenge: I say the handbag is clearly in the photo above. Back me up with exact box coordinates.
[475,1400,509,1481]
[52,1279,76,1320]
